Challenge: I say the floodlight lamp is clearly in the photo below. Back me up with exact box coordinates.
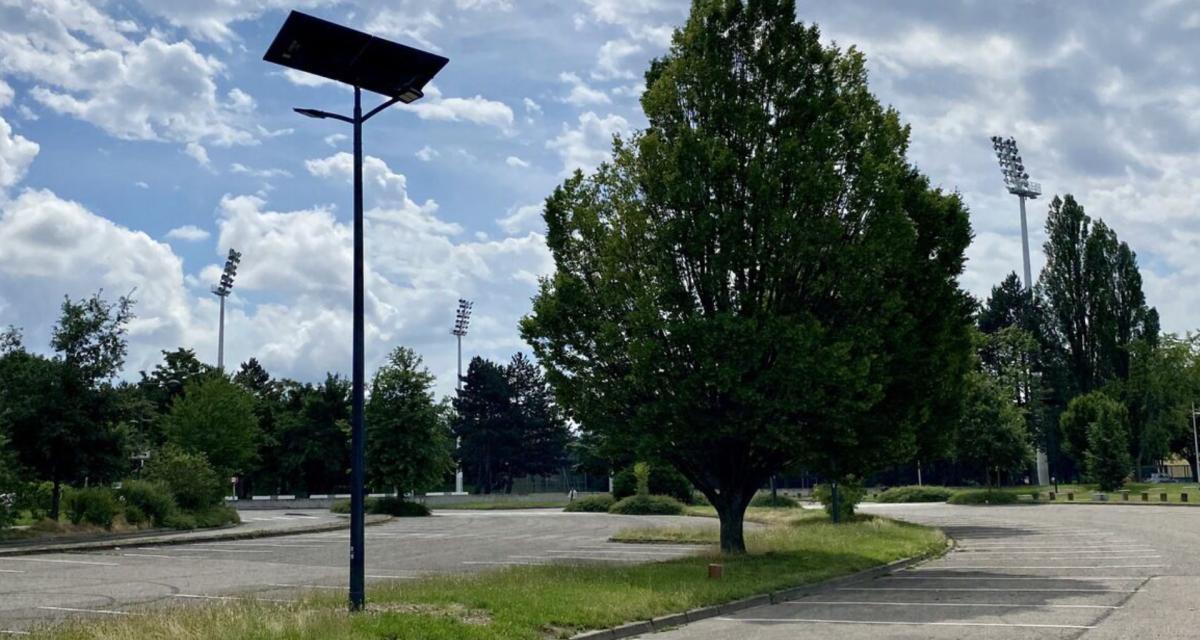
[295,108,330,119]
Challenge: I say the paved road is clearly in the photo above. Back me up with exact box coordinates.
[641,502,1200,639]
[0,508,716,633]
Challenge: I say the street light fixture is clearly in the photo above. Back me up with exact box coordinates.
[211,248,241,370]
[989,135,1049,487]
[264,10,448,613]
[452,299,473,495]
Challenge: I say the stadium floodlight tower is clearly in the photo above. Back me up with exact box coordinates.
[452,299,473,495]
[990,135,1048,486]
[263,10,448,613]
[211,248,242,370]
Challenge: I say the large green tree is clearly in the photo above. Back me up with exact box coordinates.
[365,347,454,498]
[521,0,974,552]
[453,357,519,494]
[164,375,260,478]
[953,370,1033,486]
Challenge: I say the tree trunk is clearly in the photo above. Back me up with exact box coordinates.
[50,478,62,521]
[712,491,749,554]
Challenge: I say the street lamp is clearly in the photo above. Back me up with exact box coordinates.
[1191,403,1199,485]
[452,299,473,495]
[264,10,448,613]
[989,135,1049,487]
[211,248,241,370]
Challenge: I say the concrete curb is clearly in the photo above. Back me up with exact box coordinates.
[0,515,392,557]
[568,538,953,639]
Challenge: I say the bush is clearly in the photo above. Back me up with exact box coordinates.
[191,504,240,528]
[813,478,866,521]
[118,480,178,527]
[876,485,956,503]
[749,493,799,508]
[331,499,352,514]
[608,494,685,515]
[563,494,615,512]
[64,487,120,528]
[143,445,226,510]
[612,465,694,504]
[947,489,1020,505]
[369,496,430,517]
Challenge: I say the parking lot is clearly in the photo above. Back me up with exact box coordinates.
[642,502,1197,639]
[0,509,713,633]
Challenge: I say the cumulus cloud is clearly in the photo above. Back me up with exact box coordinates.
[231,163,292,179]
[505,155,530,168]
[396,84,515,132]
[546,111,629,175]
[415,145,439,162]
[0,116,39,191]
[165,225,211,242]
[593,39,643,80]
[559,72,611,106]
[184,142,211,168]
[497,203,542,235]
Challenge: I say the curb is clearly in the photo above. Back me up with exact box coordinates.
[0,515,393,557]
[569,538,953,639]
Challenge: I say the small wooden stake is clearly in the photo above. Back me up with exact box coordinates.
[708,563,724,579]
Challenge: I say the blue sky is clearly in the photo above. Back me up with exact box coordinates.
[1,0,1198,398]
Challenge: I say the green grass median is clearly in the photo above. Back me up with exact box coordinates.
[31,507,943,640]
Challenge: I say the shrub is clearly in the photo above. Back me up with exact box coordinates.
[190,504,240,528]
[813,478,866,521]
[163,512,196,530]
[608,494,685,515]
[563,494,615,512]
[876,485,956,503]
[15,482,54,521]
[118,480,177,527]
[369,497,430,517]
[331,499,352,514]
[947,489,1020,505]
[143,445,226,510]
[612,465,694,504]
[749,493,799,508]
[64,487,120,528]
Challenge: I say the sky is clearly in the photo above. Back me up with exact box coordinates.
[0,0,1198,398]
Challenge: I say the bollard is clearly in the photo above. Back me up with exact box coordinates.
[1121,490,1129,501]
[1161,493,1168,502]
[1183,493,1189,503]
[1067,492,1074,501]
[1049,491,1056,501]
[1143,492,1149,502]
[708,564,724,580]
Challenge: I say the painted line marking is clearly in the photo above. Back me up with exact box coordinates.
[462,560,548,566]
[717,617,1095,630]
[842,587,1135,593]
[174,548,274,554]
[786,600,1119,610]
[37,606,133,616]
[121,553,175,559]
[206,543,328,549]
[1,558,118,567]
[0,569,26,573]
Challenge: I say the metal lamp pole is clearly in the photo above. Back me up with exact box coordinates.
[989,135,1048,486]
[1192,403,1199,485]
[264,10,448,612]
[452,299,472,494]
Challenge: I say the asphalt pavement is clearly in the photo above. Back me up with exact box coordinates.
[639,502,1200,639]
[0,508,716,633]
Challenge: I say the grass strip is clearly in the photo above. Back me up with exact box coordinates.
[32,509,944,640]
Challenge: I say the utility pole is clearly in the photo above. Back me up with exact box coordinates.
[989,135,1048,486]
[452,299,473,495]
[1192,403,1199,485]
[211,249,241,370]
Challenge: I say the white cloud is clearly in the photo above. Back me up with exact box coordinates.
[0,79,12,108]
[559,72,611,106]
[505,155,530,168]
[593,39,642,80]
[165,224,211,242]
[0,116,39,191]
[523,98,542,114]
[582,0,677,27]
[397,85,515,132]
[546,111,630,175]
[184,142,210,168]
[497,203,542,234]
[133,0,329,44]
[305,152,452,234]
[416,145,439,162]
[231,163,292,179]
[134,180,149,189]
[324,133,348,147]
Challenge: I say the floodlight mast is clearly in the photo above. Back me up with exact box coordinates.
[452,299,473,495]
[211,249,241,370]
[264,10,448,613]
[989,135,1049,487]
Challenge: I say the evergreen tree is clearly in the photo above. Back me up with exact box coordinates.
[453,357,517,493]
[1084,405,1133,491]
[522,0,974,552]
[953,371,1033,486]
[505,353,571,479]
[365,347,453,498]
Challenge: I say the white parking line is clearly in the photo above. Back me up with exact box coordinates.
[786,600,1120,610]
[37,606,133,616]
[462,560,548,566]
[175,548,275,554]
[1,558,117,567]
[206,543,328,549]
[841,587,1135,593]
[0,569,25,573]
[121,553,175,559]
[717,617,1096,630]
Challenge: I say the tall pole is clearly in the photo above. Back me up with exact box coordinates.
[1192,403,1199,485]
[348,86,366,612]
[1019,194,1049,486]
[217,294,226,370]
[455,332,464,494]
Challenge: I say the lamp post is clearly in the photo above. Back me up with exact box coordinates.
[264,11,448,612]
[452,299,473,494]
[211,248,241,370]
[1192,403,1199,485]
[989,135,1049,487]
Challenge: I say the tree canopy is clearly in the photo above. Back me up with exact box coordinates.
[164,375,260,478]
[521,0,974,552]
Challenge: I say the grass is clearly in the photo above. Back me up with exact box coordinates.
[29,508,944,640]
